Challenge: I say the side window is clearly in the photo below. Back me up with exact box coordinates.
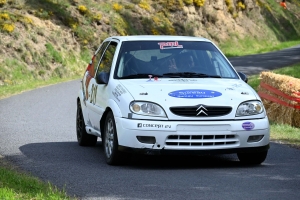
[97,42,117,75]
[90,41,109,77]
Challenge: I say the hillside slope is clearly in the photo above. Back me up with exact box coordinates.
[0,0,299,88]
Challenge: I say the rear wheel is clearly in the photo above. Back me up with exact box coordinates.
[237,151,268,165]
[76,101,97,146]
[103,111,123,165]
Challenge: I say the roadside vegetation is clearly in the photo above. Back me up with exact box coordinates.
[1,0,300,99]
[0,157,74,200]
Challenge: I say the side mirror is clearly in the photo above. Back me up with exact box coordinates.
[238,72,248,83]
[96,72,109,84]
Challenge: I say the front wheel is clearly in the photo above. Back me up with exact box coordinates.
[103,111,123,165]
[237,151,268,165]
[76,101,97,146]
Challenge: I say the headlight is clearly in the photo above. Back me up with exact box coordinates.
[236,101,264,116]
[130,101,167,117]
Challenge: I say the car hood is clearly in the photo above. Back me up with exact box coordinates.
[118,78,257,107]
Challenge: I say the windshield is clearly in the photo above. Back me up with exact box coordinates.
[114,41,238,79]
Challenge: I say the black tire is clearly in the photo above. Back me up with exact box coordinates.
[76,101,97,146]
[237,150,268,165]
[103,111,123,165]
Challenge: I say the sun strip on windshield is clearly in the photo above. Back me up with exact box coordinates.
[158,41,183,50]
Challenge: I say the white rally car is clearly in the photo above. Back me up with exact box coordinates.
[76,35,270,165]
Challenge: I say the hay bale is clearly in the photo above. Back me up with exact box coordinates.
[258,72,300,127]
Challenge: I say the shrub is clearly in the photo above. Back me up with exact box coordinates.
[237,1,246,10]
[93,13,102,22]
[183,0,193,5]
[78,5,88,15]
[34,9,51,20]
[233,12,238,18]
[166,0,184,11]
[225,0,234,14]
[194,0,205,7]
[0,13,9,20]
[0,0,6,6]
[112,15,128,36]
[2,23,14,32]
[151,13,175,35]
[23,16,33,24]
[139,0,150,11]
[151,28,159,35]
[113,3,123,12]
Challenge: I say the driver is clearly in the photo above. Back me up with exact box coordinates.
[178,54,195,72]
[167,58,178,73]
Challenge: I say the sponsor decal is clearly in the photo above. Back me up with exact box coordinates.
[158,41,183,50]
[242,122,255,130]
[232,84,242,88]
[139,92,148,95]
[90,84,97,104]
[112,91,120,101]
[137,123,171,129]
[112,84,127,101]
[241,92,249,95]
[169,79,197,82]
[168,89,222,98]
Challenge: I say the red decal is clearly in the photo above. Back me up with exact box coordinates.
[158,41,183,49]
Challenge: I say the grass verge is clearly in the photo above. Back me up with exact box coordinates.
[0,156,74,200]
[0,75,81,100]
[222,40,300,57]
[247,63,300,147]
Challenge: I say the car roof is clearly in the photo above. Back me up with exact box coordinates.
[106,35,211,42]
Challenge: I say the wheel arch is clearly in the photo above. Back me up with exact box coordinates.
[100,99,122,140]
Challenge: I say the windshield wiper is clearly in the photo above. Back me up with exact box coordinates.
[195,73,222,78]
[163,72,221,78]
[119,73,163,79]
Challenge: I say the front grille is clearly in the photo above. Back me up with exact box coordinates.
[170,105,232,117]
[166,134,238,146]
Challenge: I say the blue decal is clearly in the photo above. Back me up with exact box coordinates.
[168,89,222,98]
[242,122,255,130]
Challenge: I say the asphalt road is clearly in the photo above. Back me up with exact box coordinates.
[0,45,300,200]
[229,44,300,75]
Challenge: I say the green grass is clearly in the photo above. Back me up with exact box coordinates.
[270,122,300,147]
[222,40,300,57]
[45,43,63,64]
[247,63,300,147]
[0,75,80,100]
[0,161,73,200]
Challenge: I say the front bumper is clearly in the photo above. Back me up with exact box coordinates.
[118,144,270,155]
[115,117,270,154]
